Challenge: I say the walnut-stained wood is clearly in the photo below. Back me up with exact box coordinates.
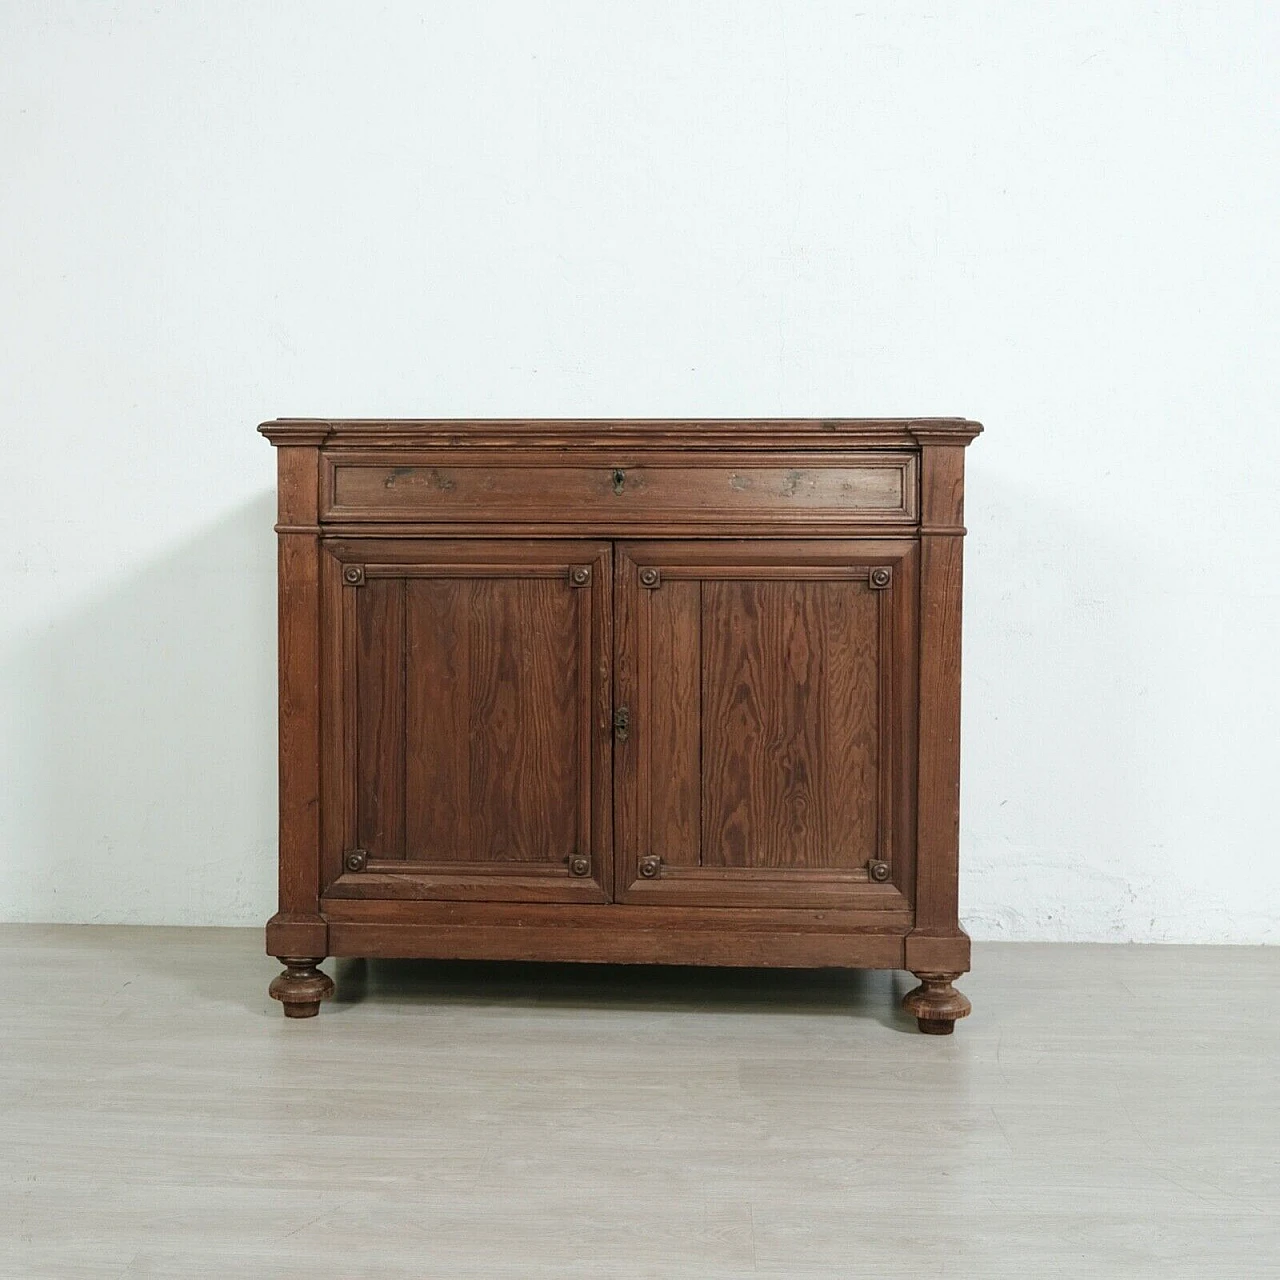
[320,898,915,931]
[699,577,877,869]
[645,578,703,867]
[614,540,917,910]
[261,418,981,1029]
[325,921,909,969]
[260,417,979,449]
[902,971,973,1035]
[264,443,329,965]
[404,576,580,864]
[905,437,974,980]
[323,539,613,904]
[354,578,405,858]
[267,956,334,1018]
[322,451,918,527]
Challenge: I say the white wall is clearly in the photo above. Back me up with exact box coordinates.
[2,2,1277,941]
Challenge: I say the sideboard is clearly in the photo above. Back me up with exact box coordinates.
[260,418,981,1032]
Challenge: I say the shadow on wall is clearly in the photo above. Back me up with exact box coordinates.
[14,493,279,924]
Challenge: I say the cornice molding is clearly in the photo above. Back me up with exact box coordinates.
[259,418,983,450]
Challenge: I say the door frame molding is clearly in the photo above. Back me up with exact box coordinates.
[613,539,918,910]
[318,537,614,904]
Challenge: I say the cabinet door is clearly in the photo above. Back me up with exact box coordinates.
[615,541,916,909]
[322,540,612,902]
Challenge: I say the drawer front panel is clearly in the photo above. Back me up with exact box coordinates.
[322,451,918,525]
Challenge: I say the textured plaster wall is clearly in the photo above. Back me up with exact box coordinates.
[2,2,1277,940]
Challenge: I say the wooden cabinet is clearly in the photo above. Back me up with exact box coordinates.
[262,419,981,1033]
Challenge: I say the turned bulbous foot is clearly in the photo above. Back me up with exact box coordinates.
[270,957,334,1018]
[903,972,971,1035]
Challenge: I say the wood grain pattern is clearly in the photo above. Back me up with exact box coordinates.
[318,543,349,895]
[700,578,878,871]
[462,577,578,863]
[912,443,968,940]
[403,578,471,861]
[320,898,914,932]
[402,578,580,864]
[913,534,964,929]
[645,579,702,868]
[355,579,405,858]
[272,446,322,922]
[326,921,907,968]
[323,869,609,904]
[325,452,917,526]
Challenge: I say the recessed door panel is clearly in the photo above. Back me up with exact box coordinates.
[401,576,581,864]
[699,577,880,869]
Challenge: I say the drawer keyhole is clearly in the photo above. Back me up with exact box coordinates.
[611,468,626,495]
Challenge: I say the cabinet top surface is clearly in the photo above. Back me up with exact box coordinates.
[259,418,983,449]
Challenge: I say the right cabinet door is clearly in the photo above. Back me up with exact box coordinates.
[615,540,918,909]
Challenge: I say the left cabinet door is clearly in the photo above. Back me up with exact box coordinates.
[320,539,613,903]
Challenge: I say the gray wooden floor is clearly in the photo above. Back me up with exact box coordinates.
[0,927,1276,1278]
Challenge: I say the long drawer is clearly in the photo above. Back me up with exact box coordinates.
[320,451,919,526]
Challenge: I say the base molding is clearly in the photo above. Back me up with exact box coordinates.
[326,920,908,969]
